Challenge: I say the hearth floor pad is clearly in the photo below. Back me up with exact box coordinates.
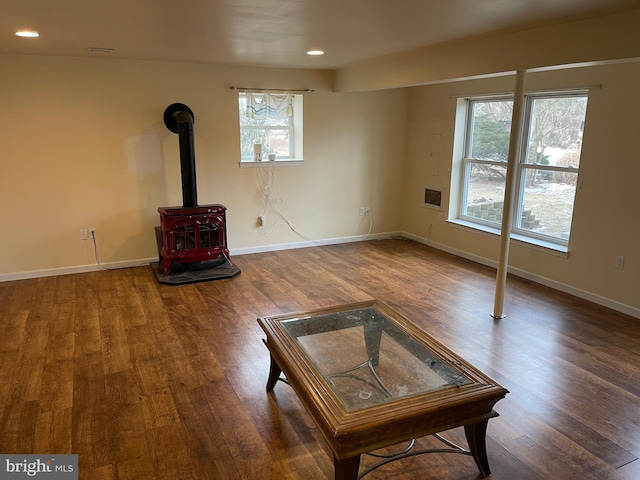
[150,257,240,285]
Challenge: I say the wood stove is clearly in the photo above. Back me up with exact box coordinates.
[157,204,232,277]
[154,103,239,282]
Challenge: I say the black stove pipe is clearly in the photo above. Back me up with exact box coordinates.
[163,103,198,208]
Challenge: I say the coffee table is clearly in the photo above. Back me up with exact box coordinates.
[258,300,508,479]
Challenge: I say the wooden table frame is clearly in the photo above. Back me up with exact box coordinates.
[258,300,508,479]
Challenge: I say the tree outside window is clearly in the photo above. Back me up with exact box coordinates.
[460,92,588,245]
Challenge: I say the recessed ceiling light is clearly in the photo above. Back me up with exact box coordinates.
[306,50,324,56]
[16,30,39,38]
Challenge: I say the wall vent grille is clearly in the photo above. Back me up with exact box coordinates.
[423,186,443,210]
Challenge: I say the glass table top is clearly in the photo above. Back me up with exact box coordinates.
[280,305,471,412]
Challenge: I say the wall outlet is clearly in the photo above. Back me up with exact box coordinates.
[80,229,88,240]
[89,228,97,239]
[359,207,365,216]
[364,206,370,215]
[615,255,625,270]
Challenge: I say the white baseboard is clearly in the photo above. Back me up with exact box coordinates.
[2,232,638,320]
[229,232,391,256]
[0,258,157,282]
[399,231,640,320]
[0,233,392,282]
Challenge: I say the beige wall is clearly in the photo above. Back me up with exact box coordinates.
[335,8,640,92]
[0,55,408,276]
[403,63,640,313]
[2,50,638,316]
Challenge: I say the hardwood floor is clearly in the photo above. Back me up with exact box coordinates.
[1,238,639,479]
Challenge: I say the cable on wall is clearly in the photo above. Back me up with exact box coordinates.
[411,222,432,244]
[89,231,150,271]
[364,210,374,238]
[254,162,310,240]
[90,231,111,271]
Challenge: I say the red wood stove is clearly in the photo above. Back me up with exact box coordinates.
[158,204,232,277]
[156,103,238,280]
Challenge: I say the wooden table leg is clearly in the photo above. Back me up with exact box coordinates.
[464,419,490,477]
[334,455,360,480]
[266,353,282,392]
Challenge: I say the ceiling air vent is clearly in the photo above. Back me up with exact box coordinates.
[423,185,443,211]
[87,47,115,54]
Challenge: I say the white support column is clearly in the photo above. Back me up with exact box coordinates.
[492,70,527,319]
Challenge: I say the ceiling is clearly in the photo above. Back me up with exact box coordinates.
[3,0,640,70]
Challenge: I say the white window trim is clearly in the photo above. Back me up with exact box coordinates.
[239,160,304,168]
[454,90,587,250]
[447,217,569,256]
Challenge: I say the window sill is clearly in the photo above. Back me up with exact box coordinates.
[239,159,304,168]
[447,218,569,257]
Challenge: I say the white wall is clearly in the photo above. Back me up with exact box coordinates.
[403,63,640,314]
[0,55,408,277]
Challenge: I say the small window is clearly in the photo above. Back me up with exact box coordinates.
[456,91,588,248]
[238,92,303,163]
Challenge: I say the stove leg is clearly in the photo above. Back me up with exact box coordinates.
[162,257,171,276]
[223,248,234,266]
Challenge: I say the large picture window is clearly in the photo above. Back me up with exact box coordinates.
[459,91,588,248]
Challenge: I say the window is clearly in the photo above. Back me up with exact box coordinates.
[238,92,303,163]
[457,91,588,248]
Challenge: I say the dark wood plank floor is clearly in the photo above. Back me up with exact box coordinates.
[1,239,639,479]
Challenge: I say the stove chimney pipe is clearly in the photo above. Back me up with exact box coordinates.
[164,103,198,208]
